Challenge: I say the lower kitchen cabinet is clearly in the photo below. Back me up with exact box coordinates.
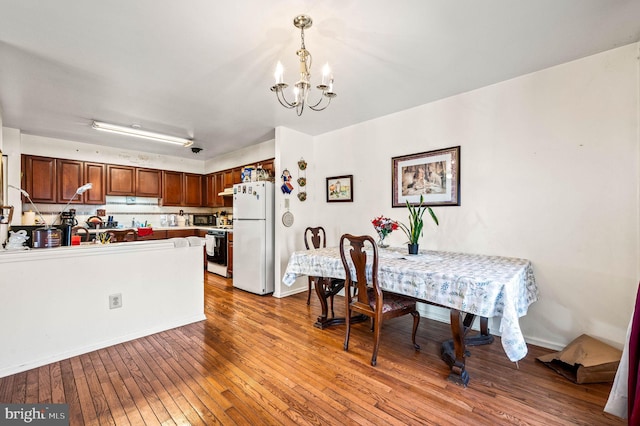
[166,229,199,238]
[227,232,233,277]
[135,230,168,241]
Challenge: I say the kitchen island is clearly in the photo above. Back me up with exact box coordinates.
[0,237,205,378]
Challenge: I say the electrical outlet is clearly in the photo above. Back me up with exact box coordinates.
[109,293,122,309]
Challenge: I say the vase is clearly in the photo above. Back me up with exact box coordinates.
[377,233,389,248]
[407,243,419,255]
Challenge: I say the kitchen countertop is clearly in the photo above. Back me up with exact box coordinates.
[86,226,232,233]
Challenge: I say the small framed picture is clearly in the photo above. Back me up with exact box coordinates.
[392,146,460,207]
[326,175,353,202]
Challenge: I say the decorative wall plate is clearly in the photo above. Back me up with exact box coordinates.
[282,211,294,227]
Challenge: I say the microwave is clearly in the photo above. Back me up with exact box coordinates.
[192,214,215,226]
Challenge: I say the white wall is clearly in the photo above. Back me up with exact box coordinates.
[276,43,640,351]
[21,133,205,173]
[273,127,316,297]
[2,128,22,218]
[204,139,275,174]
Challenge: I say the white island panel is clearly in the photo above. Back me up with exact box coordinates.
[0,237,205,377]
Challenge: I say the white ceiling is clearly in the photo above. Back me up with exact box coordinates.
[0,0,639,160]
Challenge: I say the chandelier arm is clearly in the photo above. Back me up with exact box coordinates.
[276,90,296,109]
[308,97,332,112]
[305,92,327,109]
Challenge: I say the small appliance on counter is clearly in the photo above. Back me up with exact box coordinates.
[32,227,63,248]
[59,209,78,246]
[192,214,215,226]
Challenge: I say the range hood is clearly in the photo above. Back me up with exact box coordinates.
[218,187,234,196]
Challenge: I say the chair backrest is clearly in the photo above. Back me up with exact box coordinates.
[304,226,327,250]
[108,229,135,242]
[71,226,91,242]
[339,234,381,314]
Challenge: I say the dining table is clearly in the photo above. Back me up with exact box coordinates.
[282,246,539,386]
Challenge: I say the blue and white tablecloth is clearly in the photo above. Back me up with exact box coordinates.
[283,246,538,361]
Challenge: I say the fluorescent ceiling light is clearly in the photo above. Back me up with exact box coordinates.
[92,121,193,147]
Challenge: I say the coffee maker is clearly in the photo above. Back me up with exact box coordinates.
[60,209,78,246]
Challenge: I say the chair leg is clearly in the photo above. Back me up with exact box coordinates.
[343,309,351,352]
[411,310,421,350]
[307,277,312,305]
[371,316,382,366]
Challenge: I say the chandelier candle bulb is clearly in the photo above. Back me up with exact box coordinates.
[275,62,284,84]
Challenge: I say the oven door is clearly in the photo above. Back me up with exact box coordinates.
[205,231,227,266]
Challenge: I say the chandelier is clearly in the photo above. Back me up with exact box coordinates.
[270,15,336,116]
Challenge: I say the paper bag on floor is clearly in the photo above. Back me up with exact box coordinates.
[537,334,622,384]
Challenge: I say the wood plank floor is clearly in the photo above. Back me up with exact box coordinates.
[0,273,624,425]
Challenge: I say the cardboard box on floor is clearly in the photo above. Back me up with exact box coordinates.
[537,334,622,384]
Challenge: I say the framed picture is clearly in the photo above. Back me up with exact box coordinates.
[326,175,353,202]
[392,146,460,207]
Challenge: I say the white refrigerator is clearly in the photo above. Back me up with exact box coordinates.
[232,181,275,295]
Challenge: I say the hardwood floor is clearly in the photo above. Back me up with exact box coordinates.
[0,273,624,425]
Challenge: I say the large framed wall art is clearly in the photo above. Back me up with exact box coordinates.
[392,146,460,207]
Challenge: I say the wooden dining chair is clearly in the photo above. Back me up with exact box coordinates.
[71,226,91,242]
[304,227,345,319]
[340,233,420,366]
[107,229,136,242]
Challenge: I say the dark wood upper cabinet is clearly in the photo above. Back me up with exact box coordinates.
[23,155,57,203]
[56,159,84,204]
[56,159,106,205]
[136,168,162,198]
[83,162,106,204]
[106,165,136,196]
[204,174,215,207]
[183,173,203,207]
[162,170,183,206]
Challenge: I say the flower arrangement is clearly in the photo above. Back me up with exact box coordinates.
[397,194,439,246]
[372,216,398,247]
[371,216,398,238]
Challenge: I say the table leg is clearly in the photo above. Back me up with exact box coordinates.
[441,312,495,386]
[441,309,470,386]
[462,314,495,347]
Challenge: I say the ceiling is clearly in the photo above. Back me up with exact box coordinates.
[0,1,639,160]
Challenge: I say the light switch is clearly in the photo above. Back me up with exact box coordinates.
[285,198,290,209]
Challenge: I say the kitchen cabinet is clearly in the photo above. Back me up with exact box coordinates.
[57,159,106,205]
[136,168,162,197]
[232,167,243,184]
[106,165,136,195]
[209,172,224,207]
[184,173,203,206]
[23,155,105,205]
[135,229,168,241]
[162,172,202,206]
[204,174,216,207]
[227,232,233,277]
[56,159,84,204]
[83,162,106,204]
[23,155,57,203]
[166,229,197,238]
[162,171,183,206]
